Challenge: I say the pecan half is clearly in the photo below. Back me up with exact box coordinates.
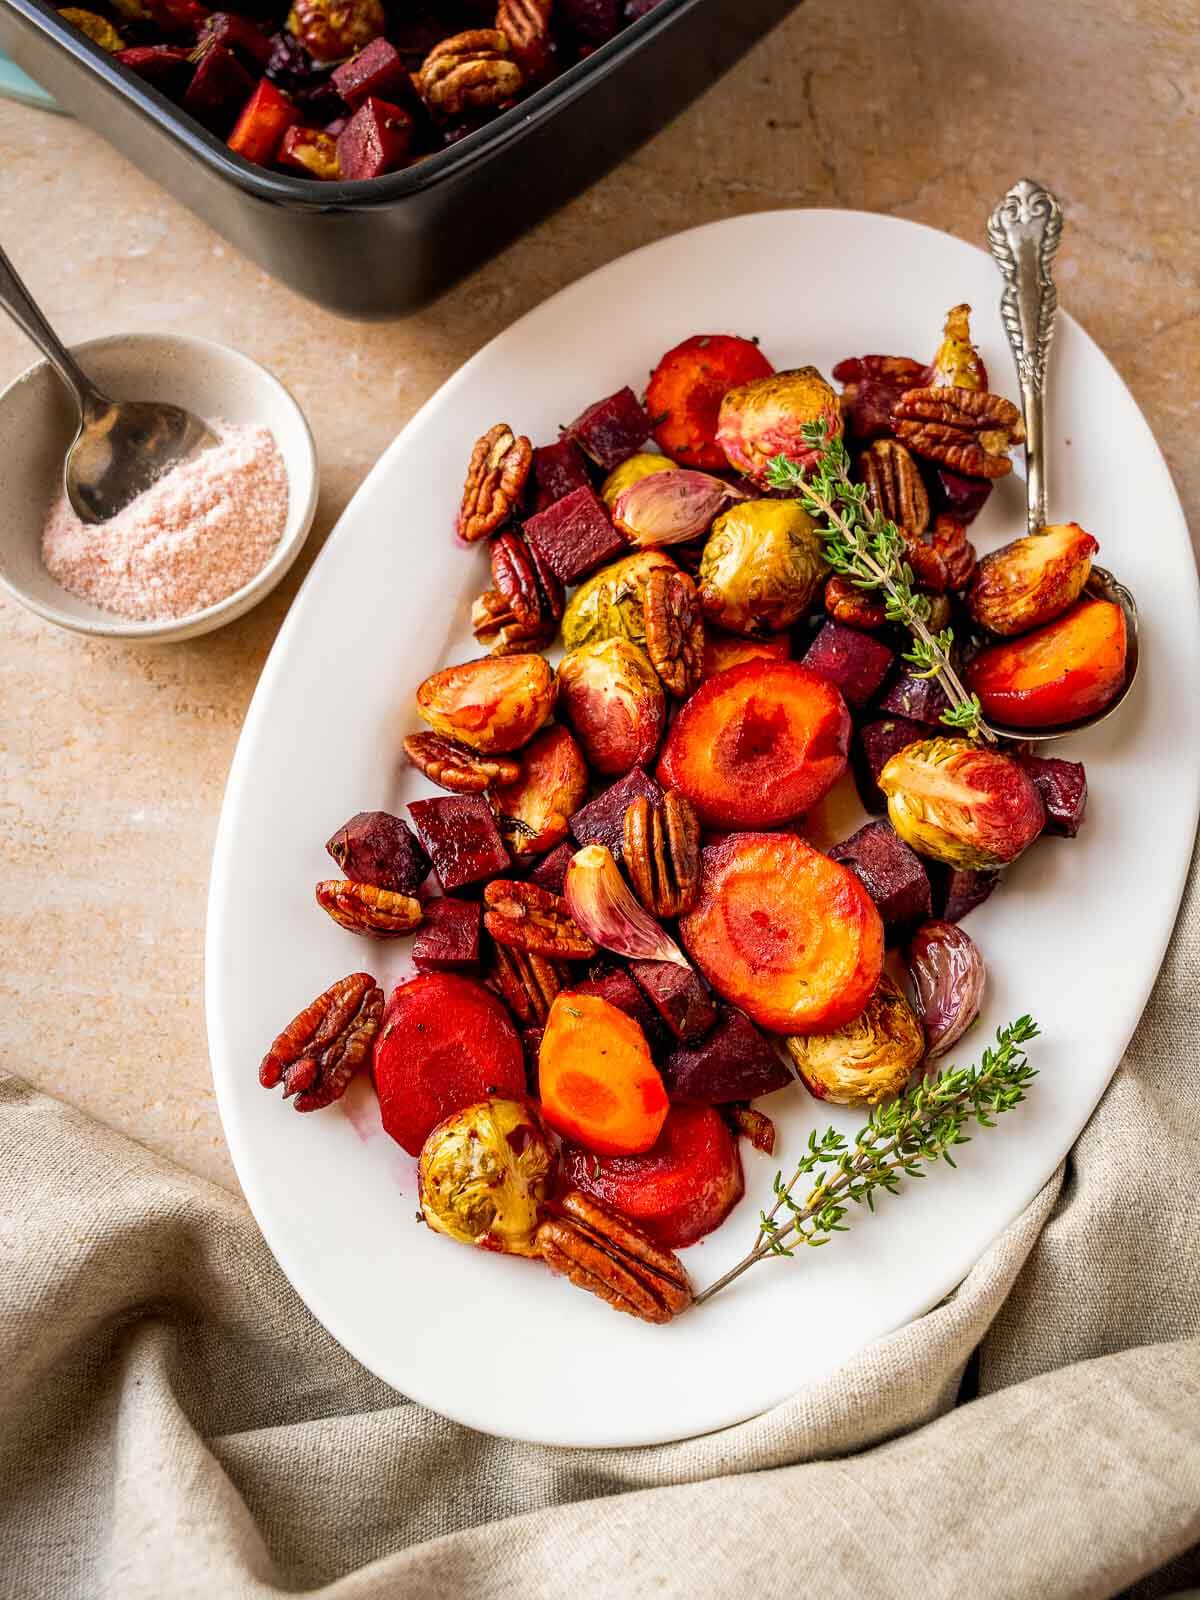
[418,30,522,118]
[495,0,551,76]
[824,574,887,629]
[404,732,521,794]
[859,438,930,539]
[471,590,557,655]
[472,528,564,654]
[260,971,383,1113]
[456,423,533,544]
[486,941,569,1024]
[644,567,704,698]
[536,1190,693,1324]
[725,1102,776,1155]
[315,879,422,937]
[483,879,597,960]
[907,513,978,594]
[623,790,701,918]
[891,387,1025,480]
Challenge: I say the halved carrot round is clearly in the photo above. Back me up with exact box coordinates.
[538,992,668,1156]
[679,833,884,1035]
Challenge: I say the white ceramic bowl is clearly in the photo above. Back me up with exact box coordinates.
[0,331,318,642]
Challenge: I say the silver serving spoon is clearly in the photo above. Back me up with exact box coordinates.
[0,243,217,524]
[984,178,1139,741]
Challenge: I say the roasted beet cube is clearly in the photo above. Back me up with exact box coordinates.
[877,669,952,726]
[566,965,659,1034]
[843,379,911,445]
[227,78,300,165]
[200,12,274,67]
[529,840,576,895]
[630,959,716,1043]
[828,820,932,940]
[531,438,592,512]
[411,897,482,973]
[566,387,653,470]
[336,96,413,180]
[326,810,429,894]
[524,485,626,585]
[561,0,623,44]
[332,37,410,107]
[929,863,999,923]
[183,42,256,135]
[115,44,193,91]
[407,796,511,892]
[569,768,663,862]
[853,716,926,813]
[1017,753,1088,837]
[802,620,895,709]
[661,1005,791,1103]
[928,466,993,526]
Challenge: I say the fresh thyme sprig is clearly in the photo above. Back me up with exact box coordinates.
[766,422,994,743]
[693,1016,1039,1306]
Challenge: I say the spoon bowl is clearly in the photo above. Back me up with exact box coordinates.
[0,242,218,523]
[984,179,1140,743]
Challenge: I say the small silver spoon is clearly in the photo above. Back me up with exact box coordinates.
[0,243,217,524]
[984,178,1139,741]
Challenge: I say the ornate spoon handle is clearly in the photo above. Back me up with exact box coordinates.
[986,178,1064,536]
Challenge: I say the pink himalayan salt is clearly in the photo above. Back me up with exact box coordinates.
[41,420,289,622]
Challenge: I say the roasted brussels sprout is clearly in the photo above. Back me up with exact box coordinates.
[716,366,843,484]
[600,452,672,508]
[786,974,924,1106]
[878,737,1045,870]
[416,654,555,754]
[968,522,1098,637]
[698,499,826,637]
[558,637,666,774]
[561,550,679,652]
[61,7,125,48]
[927,303,987,392]
[418,1098,557,1256]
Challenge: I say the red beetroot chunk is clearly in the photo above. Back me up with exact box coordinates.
[662,1005,792,1103]
[566,965,659,1034]
[569,768,663,862]
[827,820,932,940]
[630,959,716,1043]
[566,386,653,470]
[183,42,255,135]
[877,669,953,726]
[852,716,926,814]
[1017,753,1088,838]
[559,0,623,45]
[528,840,576,895]
[842,379,913,445]
[928,466,993,526]
[201,12,274,67]
[531,439,592,513]
[336,97,413,180]
[929,863,999,923]
[411,897,482,973]
[407,796,511,892]
[116,44,193,90]
[802,620,895,709]
[524,486,627,585]
[332,38,410,107]
[326,809,430,894]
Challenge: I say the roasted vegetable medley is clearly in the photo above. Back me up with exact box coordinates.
[260,304,1123,1323]
[54,0,660,181]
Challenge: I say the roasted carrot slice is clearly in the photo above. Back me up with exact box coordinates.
[538,992,668,1156]
[965,597,1127,727]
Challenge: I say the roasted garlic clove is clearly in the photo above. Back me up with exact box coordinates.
[564,844,689,967]
[906,920,986,1059]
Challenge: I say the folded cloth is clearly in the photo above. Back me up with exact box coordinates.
[1,852,1198,1599]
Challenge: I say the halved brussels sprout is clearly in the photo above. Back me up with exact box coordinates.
[698,499,826,637]
[786,974,924,1106]
[561,549,679,652]
[878,737,1045,870]
[716,366,843,483]
[418,1098,557,1257]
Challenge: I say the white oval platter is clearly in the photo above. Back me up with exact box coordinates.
[206,210,1200,1448]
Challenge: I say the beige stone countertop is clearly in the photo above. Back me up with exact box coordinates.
[0,0,1196,1193]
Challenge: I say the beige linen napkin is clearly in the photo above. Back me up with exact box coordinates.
[2,854,1199,1599]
